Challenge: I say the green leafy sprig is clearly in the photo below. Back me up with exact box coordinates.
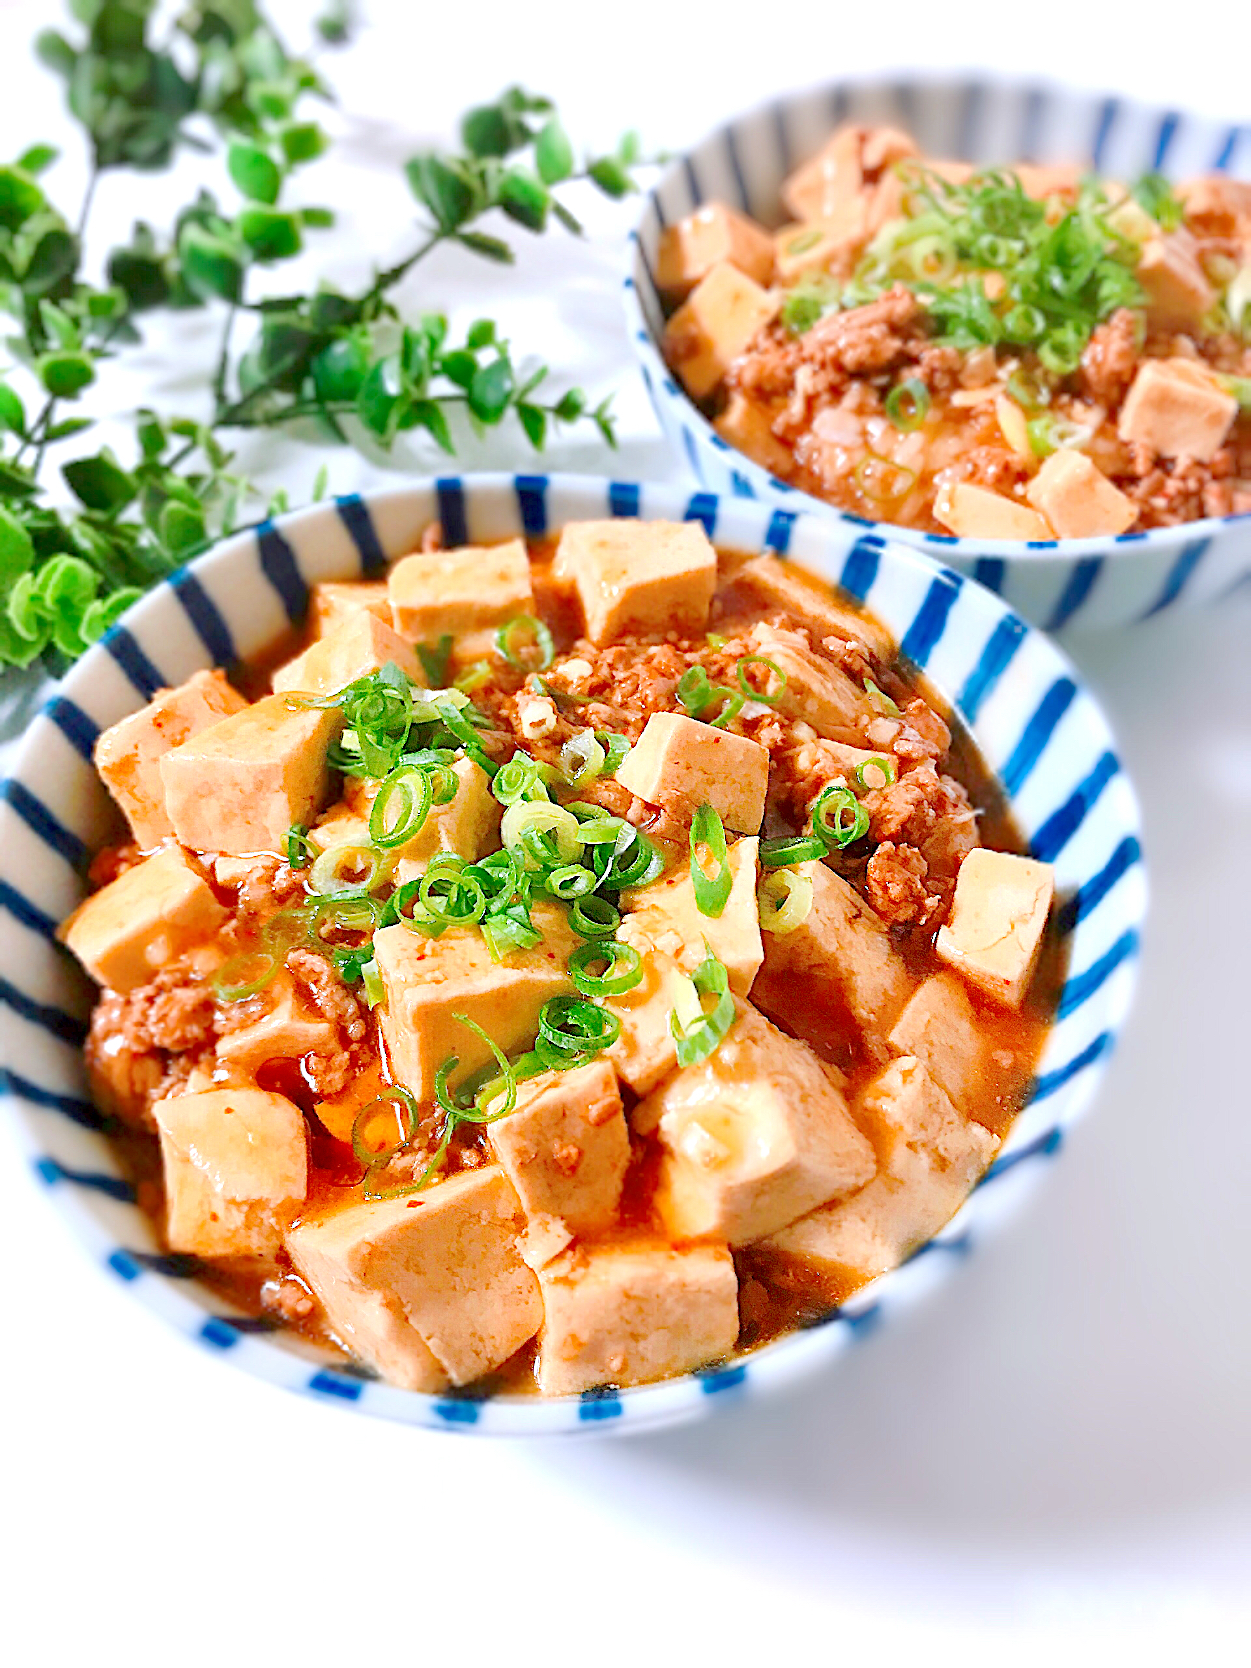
[0,2,650,673]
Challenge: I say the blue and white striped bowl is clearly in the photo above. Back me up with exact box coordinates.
[0,475,1145,1436]
[626,76,1251,632]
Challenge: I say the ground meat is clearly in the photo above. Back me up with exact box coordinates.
[806,285,922,375]
[261,1274,316,1323]
[1120,446,1241,526]
[286,948,368,1045]
[1078,307,1140,407]
[894,697,951,763]
[865,842,934,926]
[230,855,306,924]
[87,843,145,889]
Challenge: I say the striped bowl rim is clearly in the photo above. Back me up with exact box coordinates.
[0,474,1146,1435]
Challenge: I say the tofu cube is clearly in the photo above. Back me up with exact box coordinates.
[714,391,793,479]
[215,972,340,1071]
[349,757,501,873]
[536,1237,738,1394]
[781,126,865,222]
[287,1167,542,1390]
[662,261,778,401]
[487,1060,630,1263]
[309,580,390,638]
[1178,175,1251,236]
[933,481,1054,541]
[747,621,874,741]
[60,846,227,993]
[94,670,248,847]
[765,1056,998,1278]
[935,848,1054,1008]
[622,835,762,997]
[773,201,868,283]
[371,904,576,1101]
[1013,162,1083,202]
[737,554,894,661]
[551,518,716,646]
[271,611,426,697]
[154,1087,307,1258]
[1025,449,1137,538]
[614,711,769,834]
[1136,230,1215,327]
[656,202,775,298]
[637,1000,876,1244]
[388,539,533,641]
[752,860,915,1057]
[1117,357,1238,462]
[888,973,995,1116]
[602,938,687,1095]
[160,695,344,856]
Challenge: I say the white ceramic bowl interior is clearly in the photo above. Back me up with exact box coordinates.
[0,474,1146,1435]
[626,75,1251,631]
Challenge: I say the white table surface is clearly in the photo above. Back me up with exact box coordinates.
[2,3,1248,1662]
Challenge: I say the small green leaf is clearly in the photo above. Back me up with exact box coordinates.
[461,104,514,159]
[34,29,76,79]
[454,229,514,264]
[0,606,49,668]
[312,464,329,501]
[237,206,302,262]
[534,120,574,185]
[280,122,328,166]
[136,409,165,458]
[617,130,642,166]
[17,145,59,177]
[108,239,170,311]
[80,585,141,644]
[0,166,45,232]
[247,80,294,122]
[587,156,633,199]
[179,224,244,302]
[468,356,514,424]
[405,153,476,232]
[356,355,403,440]
[299,206,335,228]
[312,336,368,403]
[410,400,454,454]
[517,403,547,449]
[498,169,549,232]
[63,450,138,514]
[228,141,282,206]
[39,300,79,350]
[554,388,586,422]
[159,499,208,558]
[44,417,95,442]
[0,505,36,584]
[439,350,477,390]
[0,382,25,437]
[465,318,496,351]
[0,459,38,498]
[21,227,79,294]
[38,351,95,398]
[551,198,583,235]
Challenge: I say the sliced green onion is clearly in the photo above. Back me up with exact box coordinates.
[569,894,621,938]
[481,906,543,961]
[369,767,433,849]
[1006,367,1052,412]
[539,994,621,1059]
[359,957,386,1008]
[689,803,732,918]
[592,822,662,890]
[417,635,453,686]
[677,665,716,715]
[596,731,632,776]
[307,891,384,944]
[494,613,555,671]
[545,863,597,900]
[560,730,607,789]
[758,869,813,936]
[855,454,916,504]
[492,755,548,806]
[453,660,493,693]
[434,700,498,777]
[351,1086,420,1166]
[864,678,902,718]
[1037,321,1088,377]
[1002,302,1047,344]
[854,755,898,790]
[419,865,486,928]
[759,834,825,869]
[812,784,870,850]
[285,824,312,870]
[735,656,787,706]
[309,840,390,896]
[884,378,931,431]
[668,948,735,1069]
[1027,413,1092,458]
[501,801,584,869]
[568,940,643,997]
[450,1013,518,1123]
[212,946,280,1003]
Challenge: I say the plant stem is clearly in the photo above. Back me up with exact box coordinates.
[212,302,237,410]
[360,231,445,308]
[75,164,99,241]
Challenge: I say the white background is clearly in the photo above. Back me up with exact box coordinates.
[1,2,1248,1663]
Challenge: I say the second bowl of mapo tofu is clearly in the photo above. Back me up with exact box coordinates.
[20,477,1141,1430]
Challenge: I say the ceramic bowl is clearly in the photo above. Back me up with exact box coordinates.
[0,473,1146,1435]
[625,75,1251,631]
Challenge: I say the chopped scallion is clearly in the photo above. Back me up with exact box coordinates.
[494,613,555,671]
[689,803,732,918]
